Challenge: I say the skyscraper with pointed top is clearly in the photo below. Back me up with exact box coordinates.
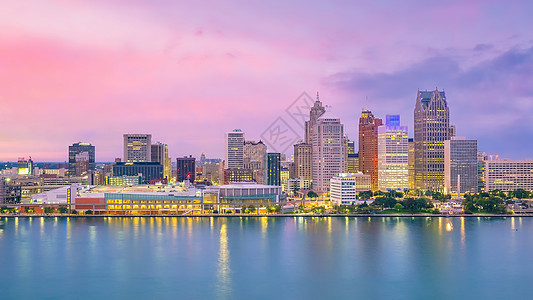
[305,92,326,144]
[414,89,452,192]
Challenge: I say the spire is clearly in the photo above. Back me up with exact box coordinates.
[316,91,320,102]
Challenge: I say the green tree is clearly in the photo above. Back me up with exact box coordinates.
[307,191,319,200]
[85,210,93,215]
[1,206,8,213]
[58,206,68,214]
[394,203,403,212]
[44,207,56,214]
[358,191,373,199]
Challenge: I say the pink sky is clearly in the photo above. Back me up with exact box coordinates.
[1,0,533,161]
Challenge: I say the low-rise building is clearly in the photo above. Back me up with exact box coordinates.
[330,173,371,205]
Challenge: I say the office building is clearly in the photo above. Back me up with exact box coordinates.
[312,118,345,192]
[265,153,281,186]
[176,156,196,182]
[223,169,253,184]
[484,159,533,192]
[294,141,312,180]
[304,93,326,144]
[444,137,478,194]
[243,140,267,184]
[359,110,383,190]
[151,142,171,180]
[225,129,245,169]
[17,157,34,175]
[68,142,95,175]
[112,162,163,184]
[477,152,488,193]
[408,138,415,190]
[124,134,152,162]
[330,173,372,205]
[414,89,452,192]
[378,115,408,191]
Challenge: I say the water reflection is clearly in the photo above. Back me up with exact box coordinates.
[216,223,232,299]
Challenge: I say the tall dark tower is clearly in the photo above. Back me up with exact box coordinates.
[414,89,451,192]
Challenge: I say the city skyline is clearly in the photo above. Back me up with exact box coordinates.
[1,1,533,161]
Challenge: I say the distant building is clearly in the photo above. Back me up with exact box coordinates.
[225,129,245,169]
[414,89,452,192]
[74,152,90,176]
[0,178,21,204]
[243,140,267,184]
[112,162,163,184]
[68,142,95,175]
[266,153,281,186]
[176,156,196,182]
[17,157,34,175]
[408,138,415,190]
[378,115,408,191]
[359,110,382,190]
[444,137,478,194]
[312,118,345,192]
[330,173,371,205]
[151,142,171,180]
[484,159,533,192]
[294,142,312,180]
[477,152,488,193]
[124,134,152,162]
[106,175,142,186]
[223,169,253,184]
[203,162,222,185]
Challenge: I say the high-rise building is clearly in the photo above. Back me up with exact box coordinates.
[294,141,312,180]
[477,152,488,193]
[243,140,267,184]
[378,115,408,191]
[17,157,34,175]
[484,159,533,192]
[176,156,196,182]
[151,142,171,180]
[408,138,415,190]
[414,89,452,192]
[304,93,326,144]
[359,110,383,190]
[225,129,244,169]
[68,142,95,175]
[124,134,152,162]
[312,118,345,192]
[330,173,371,205]
[74,152,90,176]
[444,137,478,194]
[265,153,281,186]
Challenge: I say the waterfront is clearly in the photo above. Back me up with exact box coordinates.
[0,217,531,299]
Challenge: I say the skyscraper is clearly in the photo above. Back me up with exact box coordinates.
[378,115,408,191]
[444,137,478,194]
[69,142,95,175]
[408,138,415,190]
[176,156,196,182]
[294,141,312,180]
[266,153,281,186]
[359,110,382,190]
[312,118,345,192]
[243,140,267,184]
[151,142,171,180]
[414,89,451,192]
[304,93,326,144]
[225,129,244,169]
[124,134,152,162]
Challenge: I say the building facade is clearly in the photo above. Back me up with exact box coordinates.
[330,173,371,205]
[243,140,267,184]
[312,118,345,192]
[294,142,312,180]
[377,115,409,191]
[176,156,196,182]
[68,142,95,175]
[444,137,478,194]
[112,162,163,184]
[265,153,281,186]
[359,110,383,190]
[225,129,245,169]
[151,142,171,180]
[414,89,451,192]
[484,159,533,192]
[124,134,152,162]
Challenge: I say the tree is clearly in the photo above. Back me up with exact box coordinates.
[85,210,93,215]
[58,206,68,214]
[25,207,35,213]
[71,210,78,215]
[358,191,373,200]
[1,206,8,213]
[44,207,56,214]
[307,191,319,200]
[394,203,403,212]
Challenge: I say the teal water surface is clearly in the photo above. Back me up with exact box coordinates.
[0,216,530,299]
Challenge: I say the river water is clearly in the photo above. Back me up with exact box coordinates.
[0,216,530,299]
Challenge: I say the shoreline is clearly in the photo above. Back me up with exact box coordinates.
[1,213,532,218]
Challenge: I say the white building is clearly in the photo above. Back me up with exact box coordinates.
[124,134,152,162]
[225,129,245,169]
[484,159,533,192]
[312,118,345,192]
[378,115,408,191]
[330,173,371,205]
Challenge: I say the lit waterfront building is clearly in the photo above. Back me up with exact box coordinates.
[377,115,408,191]
[225,129,245,170]
[151,142,171,180]
[112,162,163,184]
[124,134,152,162]
[223,168,253,184]
[68,142,95,175]
[477,152,488,192]
[17,157,34,175]
[484,159,533,192]
[106,175,141,186]
[243,140,267,184]
[330,173,371,205]
[312,118,345,192]
[280,166,290,192]
[359,110,382,191]
[414,89,452,192]
[287,178,312,195]
[408,138,415,190]
[444,137,478,194]
[74,152,89,176]
[346,140,359,174]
